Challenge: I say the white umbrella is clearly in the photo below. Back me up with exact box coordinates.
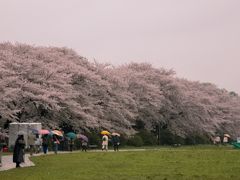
[112,132,120,137]
[224,134,230,138]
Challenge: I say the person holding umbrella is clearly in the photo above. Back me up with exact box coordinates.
[50,129,64,154]
[52,135,60,154]
[102,135,109,151]
[13,134,26,168]
[66,132,76,152]
[77,134,88,152]
[112,133,120,151]
[28,132,36,156]
[81,139,87,152]
[223,134,230,145]
[68,138,74,152]
[35,134,42,154]
[42,135,49,154]
[102,135,108,151]
[101,131,110,151]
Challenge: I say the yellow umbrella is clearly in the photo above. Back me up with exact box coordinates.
[101,130,110,135]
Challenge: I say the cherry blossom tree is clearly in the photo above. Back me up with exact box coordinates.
[0,42,240,139]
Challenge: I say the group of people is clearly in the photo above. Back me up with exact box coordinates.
[1,131,121,168]
[213,134,230,145]
[11,133,88,168]
[26,133,60,155]
[27,133,41,155]
[101,134,120,151]
[34,134,84,155]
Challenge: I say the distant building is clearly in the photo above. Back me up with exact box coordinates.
[8,122,42,148]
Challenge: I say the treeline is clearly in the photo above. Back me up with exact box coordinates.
[0,43,240,141]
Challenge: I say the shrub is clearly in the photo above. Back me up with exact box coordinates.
[158,129,185,145]
[85,131,101,146]
[74,138,81,150]
[159,129,175,145]
[137,130,157,146]
[185,134,211,145]
[127,135,144,147]
[119,135,128,146]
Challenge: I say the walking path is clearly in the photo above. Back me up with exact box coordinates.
[0,154,35,171]
[0,149,146,172]
[0,151,74,171]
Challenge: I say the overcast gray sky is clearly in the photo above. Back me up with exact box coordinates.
[1,0,240,93]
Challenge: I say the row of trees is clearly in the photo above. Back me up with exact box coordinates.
[0,43,240,142]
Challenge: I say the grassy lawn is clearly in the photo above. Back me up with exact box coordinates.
[1,146,240,180]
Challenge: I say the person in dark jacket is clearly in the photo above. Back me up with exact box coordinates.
[13,134,25,168]
[69,138,74,152]
[81,140,88,152]
[52,135,60,154]
[112,135,120,151]
[42,135,49,154]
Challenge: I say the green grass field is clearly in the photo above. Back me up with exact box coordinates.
[1,146,240,180]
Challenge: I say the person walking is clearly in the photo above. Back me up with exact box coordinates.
[35,135,42,153]
[42,135,48,154]
[28,133,36,156]
[102,134,108,151]
[81,140,88,152]
[69,138,74,152]
[214,136,221,146]
[112,135,120,151]
[52,135,60,154]
[223,136,229,145]
[13,134,26,168]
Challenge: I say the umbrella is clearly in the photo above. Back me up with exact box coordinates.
[77,134,88,142]
[66,132,77,139]
[112,132,120,137]
[101,130,110,135]
[224,134,230,138]
[32,129,39,134]
[51,130,63,137]
[29,128,39,134]
[38,129,50,135]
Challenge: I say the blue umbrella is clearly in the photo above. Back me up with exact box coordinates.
[66,132,77,139]
[30,128,39,134]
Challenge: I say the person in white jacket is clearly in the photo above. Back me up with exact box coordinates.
[102,135,109,151]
